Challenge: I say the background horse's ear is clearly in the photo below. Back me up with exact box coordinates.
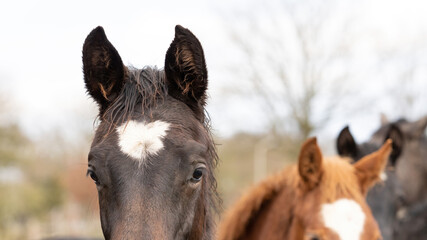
[83,26,125,114]
[385,124,404,166]
[164,25,208,119]
[409,116,427,139]
[336,126,358,159]
[380,113,389,126]
[354,140,392,195]
[298,137,323,191]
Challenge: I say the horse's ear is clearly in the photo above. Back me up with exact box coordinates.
[164,25,208,119]
[380,113,389,126]
[83,26,125,114]
[385,124,404,166]
[410,116,427,138]
[354,139,392,195]
[298,137,323,191]
[336,126,358,159]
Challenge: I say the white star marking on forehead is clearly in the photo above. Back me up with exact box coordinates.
[116,120,170,163]
[380,172,387,181]
[321,198,366,240]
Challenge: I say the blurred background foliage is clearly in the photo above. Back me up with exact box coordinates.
[0,102,101,238]
[216,132,303,207]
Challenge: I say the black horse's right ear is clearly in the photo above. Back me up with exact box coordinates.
[385,124,404,166]
[83,26,125,114]
[164,25,208,120]
[409,116,427,139]
[337,126,358,159]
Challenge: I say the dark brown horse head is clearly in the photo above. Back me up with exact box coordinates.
[82,25,218,240]
[336,124,404,240]
[381,116,427,239]
[380,116,427,206]
[336,116,427,239]
[337,116,427,205]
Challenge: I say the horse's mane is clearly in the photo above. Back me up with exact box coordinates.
[217,166,296,240]
[218,157,361,240]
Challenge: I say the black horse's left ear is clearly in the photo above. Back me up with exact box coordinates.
[337,126,359,160]
[83,26,125,114]
[164,25,208,120]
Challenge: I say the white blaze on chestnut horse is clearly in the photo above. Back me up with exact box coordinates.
[219,138,392,240]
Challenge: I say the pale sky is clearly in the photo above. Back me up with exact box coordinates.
[1,0,427,147]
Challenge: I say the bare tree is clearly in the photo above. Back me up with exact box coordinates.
[376,44,427,120]
[225,0,356,140]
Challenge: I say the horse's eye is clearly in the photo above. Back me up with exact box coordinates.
[87,170,99,185]
[305,233,321,240]
[191,168,204,182]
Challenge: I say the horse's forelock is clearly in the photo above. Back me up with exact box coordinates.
[315,157,362,201]
[100,66,167,129]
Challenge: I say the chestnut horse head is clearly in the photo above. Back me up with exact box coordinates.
[219,138,392,240]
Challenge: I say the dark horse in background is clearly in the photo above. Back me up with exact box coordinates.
[82,25,219,239]
[337,115,427,240]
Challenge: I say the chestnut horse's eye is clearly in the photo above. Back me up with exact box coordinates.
[305,233,321,240]
[87,170,99,185]
[191,168,204,182]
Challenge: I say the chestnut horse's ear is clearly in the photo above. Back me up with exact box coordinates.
[336,126,358,159]
[385,124,404,166]
[354,139,392,195]
[82,26,125,114]
[298,137,323,191]
[164,25,208,119]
